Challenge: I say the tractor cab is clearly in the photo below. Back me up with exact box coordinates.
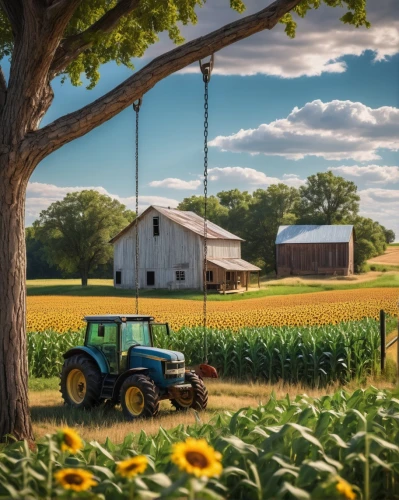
[60,314,209,420]
[83,315,171,374]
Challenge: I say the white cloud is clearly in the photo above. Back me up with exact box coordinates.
[282,174,307,188]
[359,188,399,239]
[25,182,179,225]
[209,100,399,161]
[328,165,399,184]
[208,166,305,188]
[149,178,201,190]
[145,0,398,79]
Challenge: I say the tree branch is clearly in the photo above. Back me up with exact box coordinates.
[25,0,301,164]
[0,0,23,36]
[50,0,141,76]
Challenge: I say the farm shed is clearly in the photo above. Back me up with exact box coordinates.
[110,206,261,291]
[276,225,355,277]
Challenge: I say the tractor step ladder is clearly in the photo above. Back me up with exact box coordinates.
[100,374,118,399]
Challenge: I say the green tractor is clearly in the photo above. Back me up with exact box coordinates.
[60,315,214,419]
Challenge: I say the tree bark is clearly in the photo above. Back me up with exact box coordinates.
[81,272,88,287]
[0,157,33,441]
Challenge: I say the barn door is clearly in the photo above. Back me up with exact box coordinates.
[146,271,155,286]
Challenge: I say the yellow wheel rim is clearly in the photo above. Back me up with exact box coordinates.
[125,386,145,416]
[175,390,194,408]
[67,369,86,404]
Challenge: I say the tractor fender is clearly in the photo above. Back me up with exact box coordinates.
[112,368,150,399]
[63,347,109,374]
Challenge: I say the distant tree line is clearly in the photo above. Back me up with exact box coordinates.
[26,173,395,283]
[27,191,135,285]
[178,172,395,273]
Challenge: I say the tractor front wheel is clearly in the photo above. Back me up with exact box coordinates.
[60,354,102,409]
[171,372,208,411]
[120,374,159,420]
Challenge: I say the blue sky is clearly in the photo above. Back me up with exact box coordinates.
[16,0,399,236]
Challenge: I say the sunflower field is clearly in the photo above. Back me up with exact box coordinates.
[1,386,398,499]
[26,288,399,332]
[27,319,380,386]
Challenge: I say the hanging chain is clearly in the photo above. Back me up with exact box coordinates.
[203,77,208,337]
[199,55,214,365]
[133,98,142,315]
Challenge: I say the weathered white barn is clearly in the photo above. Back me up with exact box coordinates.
[110,206,261,291]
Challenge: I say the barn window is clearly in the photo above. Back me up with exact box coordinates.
[226,272,231,281]
[153,217,160,236]
[115,271,122,285]
[147,271,155,286]
[176,271,185,281]
[206,270,213,282]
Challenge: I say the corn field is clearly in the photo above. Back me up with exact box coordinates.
[28,330,83,378]
[158,319,380,386]
[27,319,380,386]
[1,386,398,499]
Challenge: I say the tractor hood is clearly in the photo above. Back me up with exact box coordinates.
[130,346,185,362]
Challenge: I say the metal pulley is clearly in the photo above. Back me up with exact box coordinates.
[199,55,214,83]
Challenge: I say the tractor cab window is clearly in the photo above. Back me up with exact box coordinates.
[121,322,151,351]
[86,322,118,373]
[120,321,152,371]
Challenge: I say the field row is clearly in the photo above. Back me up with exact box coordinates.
[2,386,398,499]
[28,319,380,386]
[27,288,399,331]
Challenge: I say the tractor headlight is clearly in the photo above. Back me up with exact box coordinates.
[165,361,185,377]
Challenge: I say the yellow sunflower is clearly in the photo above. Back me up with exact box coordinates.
[54,468,97,492]
[58,427,83,454]
[116,455,148,478]
[336,478,356,500]
[171,438,222,478]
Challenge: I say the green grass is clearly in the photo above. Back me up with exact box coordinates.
[29,377,59,391]
[365,263,399,272]
[26,273,399,301]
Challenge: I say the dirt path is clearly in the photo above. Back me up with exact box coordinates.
[263,271,383,287]
[368,246,399,266]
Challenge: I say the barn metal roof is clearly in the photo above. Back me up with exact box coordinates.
[153,206,243,240]
[276,225,354,245]
[207,258,261,271]
[110,206,243,243]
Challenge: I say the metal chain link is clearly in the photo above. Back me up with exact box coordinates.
[199,56,213,365]
[203,76,209,361]
[133,98,142,315]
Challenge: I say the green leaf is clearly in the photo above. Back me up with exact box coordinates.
[222,436,259,456]
[89,441,115,461]
[279,482,311,499]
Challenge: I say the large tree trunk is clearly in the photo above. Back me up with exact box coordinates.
[0,157,33,441]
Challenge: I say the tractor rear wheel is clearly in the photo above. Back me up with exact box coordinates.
[120,374,159,420]
[171,372,208,411]
[60,354,102,409]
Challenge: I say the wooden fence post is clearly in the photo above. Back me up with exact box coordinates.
[380,310,386,373]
